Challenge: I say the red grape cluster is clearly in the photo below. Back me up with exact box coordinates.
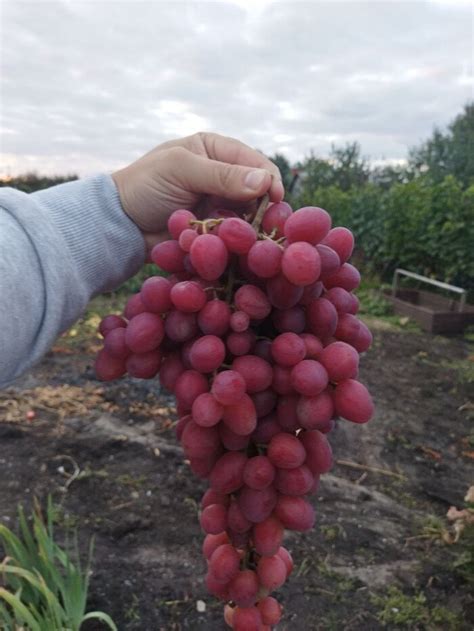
[95,199,374,630]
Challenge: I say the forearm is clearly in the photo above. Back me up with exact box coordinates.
[0,174,145,386]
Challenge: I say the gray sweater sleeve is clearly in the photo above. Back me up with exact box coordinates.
[0,174,145,386]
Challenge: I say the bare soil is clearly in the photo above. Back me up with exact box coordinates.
[1,311,473,630]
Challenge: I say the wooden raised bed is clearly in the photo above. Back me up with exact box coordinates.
[383,269,474,334]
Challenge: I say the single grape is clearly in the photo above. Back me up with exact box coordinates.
[319,341,359,382]
[167,209,196,239]
[232,355,273,393]
[321,226,354,263]
[307,297,338,340]
[200,503,227,534]
[284,206,331,244]
[275,464,315,495]
[281,241,321,286]
[250,388,277,417]
[140,276,172,313]
[251,413,281,444]
[267,433,306,470]
[266,273,303,309]
[126,350,162,378]
[247,239,283,278]
[181,421,221,459]
[219,424,251,451]
[209,451,247,494]
[159,352,184,392]
[275,495,315,531]
[300,333,323,359]
[333,378,374,423]
[290,359,329,396]
[271,332,306,367]
[178,227,198,252]
[170,280,207,312]
[174,369,209,411]
[232,606,262,631]
[276,394,300,432]
[296,391,335,430]
[334,313,361,346]
[238,485,277,523]
[243,455,276,490]
[227,330,256,356]
[230,310,250,332]
[192,392,223,427]
[257,554,287,590]
[277,546,294,577]
[123,293,147,320]
[95,349,126,381]
[258,596,282,626]
[253,516,284,557]
[205,570,229,600]
[272,365,294,395]
[125,312,164,353]
[352,320,373,353]
[322,262,361,291]
[103,327,129,359]
[211,370,246,405]
[227,570,260,607]
[300,429,333,474]
[272,306,306,334]
[190,234,228,280]
[218,217,257,254]
[165,310,198,343]
[198,299,231,336]
[261,200,292,237]
[234,284,272,320]
[316,243,340,275]
[227,500,253,533]
[151,240,186,272]
[222,393,257,435]
[324,286,356,313]
[189,335,226,372]
[209,543,241,583]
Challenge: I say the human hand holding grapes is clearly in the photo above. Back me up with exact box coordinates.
[112,132,284,256]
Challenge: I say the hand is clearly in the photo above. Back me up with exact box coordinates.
[112,132,284,255]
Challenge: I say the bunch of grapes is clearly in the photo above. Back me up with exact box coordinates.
[95,198,374,630]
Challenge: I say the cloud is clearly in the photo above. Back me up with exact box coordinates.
[0,0,472,175]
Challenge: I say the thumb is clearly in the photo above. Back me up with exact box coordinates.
[173,149,273,201]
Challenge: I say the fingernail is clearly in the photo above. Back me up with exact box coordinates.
[244,170,267,190]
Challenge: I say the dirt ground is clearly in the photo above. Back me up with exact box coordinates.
[0,305,473,630]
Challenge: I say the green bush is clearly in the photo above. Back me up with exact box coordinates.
[293,174,474,291]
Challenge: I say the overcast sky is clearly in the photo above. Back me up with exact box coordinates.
[0,0,472,176]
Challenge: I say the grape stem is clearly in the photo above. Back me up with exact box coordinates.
[251,192,270,231]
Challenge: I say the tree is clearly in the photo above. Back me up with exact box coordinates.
[268,153,293,191]
[409,102,474,188]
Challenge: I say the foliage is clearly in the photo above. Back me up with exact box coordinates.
[268,153,293,191]
[0,497,117,631]
[371,586,460,629]
[409,102,474,188]
[292,174,474,290]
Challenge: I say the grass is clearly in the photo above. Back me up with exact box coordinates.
[371,586,461,629]
[0,497,117,631]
